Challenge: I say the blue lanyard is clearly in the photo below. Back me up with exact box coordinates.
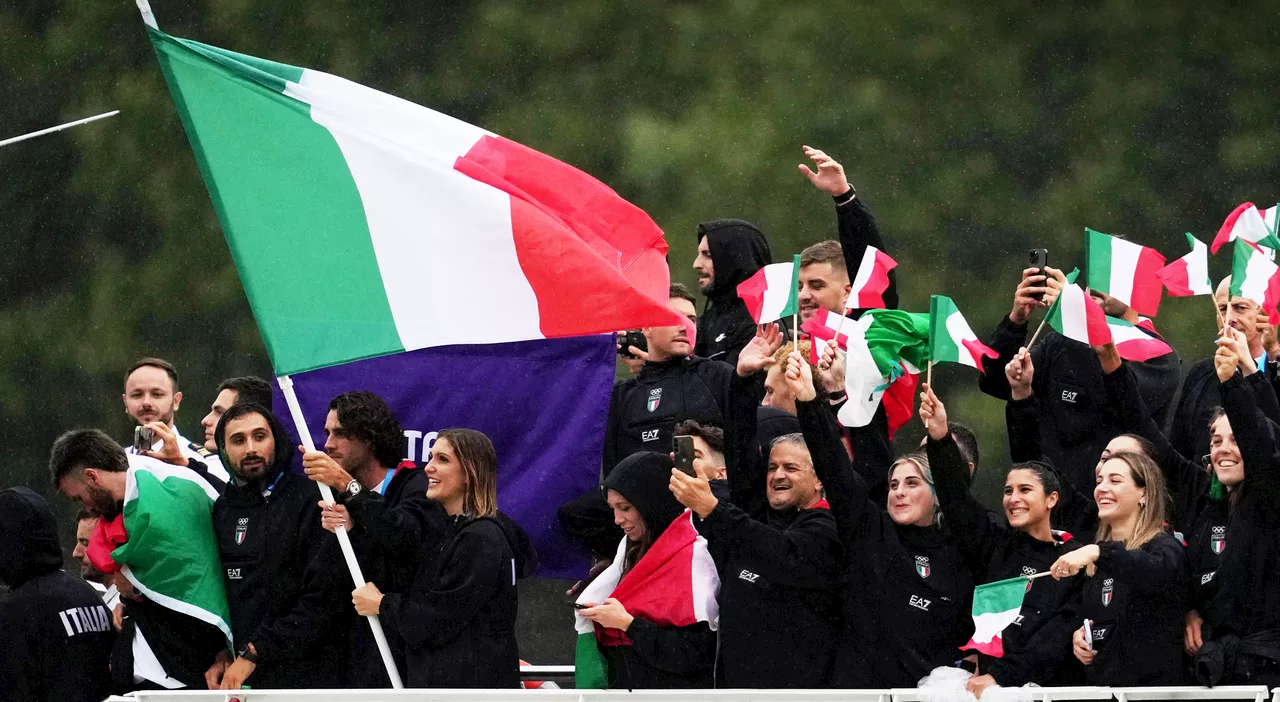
[375,468,397,496]
[261,471,284,498]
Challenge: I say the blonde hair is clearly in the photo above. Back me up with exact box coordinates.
[888,452,939,524]
[436,429,498,518]
[771,339,815,371]
[1095,451,1167,552]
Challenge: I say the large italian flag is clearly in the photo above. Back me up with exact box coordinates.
[148,28,676,375]
[737,255,799,324]
[112,455,232,647]
[573,512,719,689]
[1046,270,1112,346]
[1230,238,1280,320]
[1085,227,1166,317]
[962,576,1027,658]
[928,295,996,373]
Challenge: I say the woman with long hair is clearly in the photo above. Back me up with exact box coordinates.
[575,451,717,689]
[351,428,535,688]
[789,352,973,688]
[1050,448,1187,685]
[918,381,1087,698]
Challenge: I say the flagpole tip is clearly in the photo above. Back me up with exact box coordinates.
[136,0,158,29]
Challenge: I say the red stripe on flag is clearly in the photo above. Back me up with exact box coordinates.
[1212,202,1255,254]
[884,372,918,439]
[735,268,769,323]
[1156,258,1195,297]
[961,338,998,374]
[1084,294,1112,345]
[455,136,680,335]
[1129,246,1166,317]
[1265,270,1280,323]
[607,513,700,633]
[853,250,896,309]
[963,634,1006,658]
[1114,334,1172,362]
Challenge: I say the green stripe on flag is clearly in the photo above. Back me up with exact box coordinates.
[148,28,404,375]
[928,295,961,364]
[574,632,609,689]
[1085,228,1112,296]
[779,254,801,319]
[973,575,1028,613]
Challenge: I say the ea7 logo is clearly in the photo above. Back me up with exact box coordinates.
[738,570,761,584]
[1201,571,1216,586]
[1061,390,1078,403]
[909,595,931,611]
[641,429,660,442]
[227,568,242,580]
[1012,614,1025,626]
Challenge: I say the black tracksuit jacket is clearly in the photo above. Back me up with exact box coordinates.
[1170,355,1280,464]
[928,435,1086,686]
[694,219,771,368]
[214,469,352,689]
[979,316,1180,532]
[0,488,113,702]
[379,513,536,688]
[799,400,973,688]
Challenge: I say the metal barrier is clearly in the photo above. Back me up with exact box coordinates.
[108,684,1276,702]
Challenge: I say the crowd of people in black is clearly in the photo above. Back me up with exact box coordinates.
[3,146,1280,699]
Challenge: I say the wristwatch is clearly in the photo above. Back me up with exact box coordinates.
[342,479,362,501]
[236,644,258,665]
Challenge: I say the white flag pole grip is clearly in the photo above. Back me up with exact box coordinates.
[278,375,404,689]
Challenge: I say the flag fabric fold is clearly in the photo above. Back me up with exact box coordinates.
[1108,317,1173,362]
[1229,238,1280,320]
[848,246,897,310]
[839,311,927,435]
[1212,203,1280,254]
[962,576,1028,657]
[1045,270,1112,346]
[148,27,676,376]
[1084,227,1166,317]
[928,295,997,373]
[1156,233,1212,297]
[737,255,799,324]
[573,511,719,688]
[801,307,850,364]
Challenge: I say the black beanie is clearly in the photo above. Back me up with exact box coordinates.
[602,452,685,538]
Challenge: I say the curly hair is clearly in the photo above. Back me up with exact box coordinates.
[328,391,405,469]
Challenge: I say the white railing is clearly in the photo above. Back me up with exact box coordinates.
[108,685,1275,702]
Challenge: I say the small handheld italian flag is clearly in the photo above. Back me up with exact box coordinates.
[1084,227,1166,317]
[962,576,1028,657]
[1156,233,1212,297]
[737,255,800,324]
[848,246,897,309]
[1045,270,1112,346]
[1108,317,1173,362]
[1212,203,1280,254]
[801,307,850,364]
[573,511,719,689]
[928,295,997,373]
[1229,238,1280,320]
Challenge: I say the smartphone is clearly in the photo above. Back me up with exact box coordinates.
[133,425,155,453]
[1029,249,1049,301]
[574,603,590,610]
[673,435,696,476]
[619,330,648,358]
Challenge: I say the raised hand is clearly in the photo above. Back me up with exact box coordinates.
[737,323,784,377]
[1005,347,1035,400]
[814,342,846,393]
[141,421,188,467]
[798,145,851,196]
[1093,341,1122,375]
[1010,268,1050,325]
[1218,325,1257,377]
[784,351,817,402]
[669,468,718,518]
[1041,266,1067,308]
[918,383,949,441]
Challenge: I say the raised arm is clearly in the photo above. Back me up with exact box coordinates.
[727,324,780,520]
[1218,329,1280,512]
[1004,347,1046,463]
[920,384,1001,565]
[978,268,1065,397]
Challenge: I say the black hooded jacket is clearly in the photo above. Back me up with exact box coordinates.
[213,408,352,689]
[595,452,716,689]
[694,219,771,368]
[379,510,536,688]
[0,488,113,702]
[798,400,974,688]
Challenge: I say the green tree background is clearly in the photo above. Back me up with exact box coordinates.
[2,0,1277,663]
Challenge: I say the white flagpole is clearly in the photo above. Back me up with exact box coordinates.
[279,375,405,688]
[0,110,120,149]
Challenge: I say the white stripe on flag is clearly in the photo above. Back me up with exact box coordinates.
[286,70,544,349]
[1108,238,1142,303]
[1060,288,1090,341]
[1241,252,1277,303]
[850,247,878,293]
[944,311,981,368]
[760,263,797,321]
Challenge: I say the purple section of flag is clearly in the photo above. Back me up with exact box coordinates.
[272,336,614,579]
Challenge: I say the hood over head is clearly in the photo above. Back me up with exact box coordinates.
[603,452,685,539]
[0,487,64,588]
[696,219,772,298]
[757,406,802,455]
[490,511,539,578]
[214,402,297,487]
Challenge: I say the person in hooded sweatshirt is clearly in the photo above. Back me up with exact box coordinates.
[692,217,771,367]
[918,383,1086,698]
[207,402,352,690]
[0,487,113,702]
[353,428,535,688]
[1049,446,1187,685]
[577,452,717,688]
[792,352,974,688]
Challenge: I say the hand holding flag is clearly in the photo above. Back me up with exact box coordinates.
[917,384,949,441]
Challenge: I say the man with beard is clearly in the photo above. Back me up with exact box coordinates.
[302,391,433,687]
[72,511,120,610]
[206,403,351,690]
[123,357,229,483]
[50,428,226,691]
[199,376,274,453]
[692,220,771,366]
